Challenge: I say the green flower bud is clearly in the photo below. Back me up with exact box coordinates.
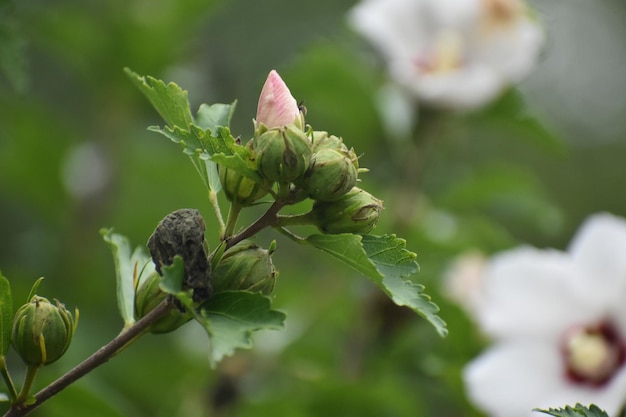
[212,240,277,296]
[135,271,192,334]
[12,296,78,366]
[218,164,271,206]
[311,187,383,234]
[255,125,311,183]
[300,148,358,201]
[310,131,348,153]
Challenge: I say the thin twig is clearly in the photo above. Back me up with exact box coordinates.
[225,200,287,249]
[4,299,174,417]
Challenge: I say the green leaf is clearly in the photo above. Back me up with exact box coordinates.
[149,124,241,158]
[149,124,262,187]
[534,404,609,417]
[159,256,185,297]
[124,68,194,129]
[195,102,236,134]
[304,234,379,277]
[26,277,44,302]
[305,234,447,337]
[210,152,264,184]
[159,262,286,367]
[101,229,155,328]
[197,291,286,367]
[0,271,12,356]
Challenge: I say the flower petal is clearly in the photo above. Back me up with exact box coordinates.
[477,247,596,340]
[348,0,543,109]
[465,341,626,417]
[464,341,564,417]
[256,70,301,129]
[568,213,626,311]
[391,61,503,109]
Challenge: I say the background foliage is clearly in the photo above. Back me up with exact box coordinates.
[1,0,626,416]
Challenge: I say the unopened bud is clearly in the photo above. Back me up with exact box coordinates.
[300,148,358,201]
[255,125,311,183]
[255,70,304,131]
[135,271,193,334]
[12,296,78,366]
[212,240,277,296]
[219,153,271,206]
[310,131,348,153]
[311,187,383,234]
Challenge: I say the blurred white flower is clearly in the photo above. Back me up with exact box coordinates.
[464,213,626,417]
[348,0,544,110]
[61,141,111,199]
[443,250,487,317]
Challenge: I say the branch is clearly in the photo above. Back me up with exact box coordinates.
[4,299,174,417]
[225,200,286,249]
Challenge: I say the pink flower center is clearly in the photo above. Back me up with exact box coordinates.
[561,321,626,387]
[413,31,465,75]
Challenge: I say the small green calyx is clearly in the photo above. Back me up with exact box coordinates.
[219,157,271,206]
[212,240,277,296]
[134,271,192,334]
[311,187,383,234]
[301,148,358,202]
[11,296,78,366]
[255,125,311,183]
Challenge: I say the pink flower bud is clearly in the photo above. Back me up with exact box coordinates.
[256,70,303,130]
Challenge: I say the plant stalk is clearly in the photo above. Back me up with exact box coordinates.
[226,200,287,249]
[13,365,39,407]
[3,299,174,417]
[223,202,243,239]
[0,356,18,402]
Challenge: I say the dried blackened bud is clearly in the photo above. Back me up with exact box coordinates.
[147,209,212,302]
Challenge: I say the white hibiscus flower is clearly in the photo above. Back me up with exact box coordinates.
[464,213,626,417]
[348,0,544,110]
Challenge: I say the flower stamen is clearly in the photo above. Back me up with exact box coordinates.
[562,321,626,387]
[414,31,465,75]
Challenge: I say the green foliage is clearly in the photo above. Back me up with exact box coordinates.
[535,404,609,417]
[305,234,447,337]
[160,257,285,367]
[124,68,194,129]
[4,1,626,415]
[0,271,11,356]
[0,5,27,93]
[101,229,155,328]
[469,89,565,155]
[198,291,286,367]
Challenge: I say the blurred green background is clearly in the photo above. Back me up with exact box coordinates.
[1,0,626,416]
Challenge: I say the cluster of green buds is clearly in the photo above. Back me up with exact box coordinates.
[11,295,78,367]
[218,70,383,235]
